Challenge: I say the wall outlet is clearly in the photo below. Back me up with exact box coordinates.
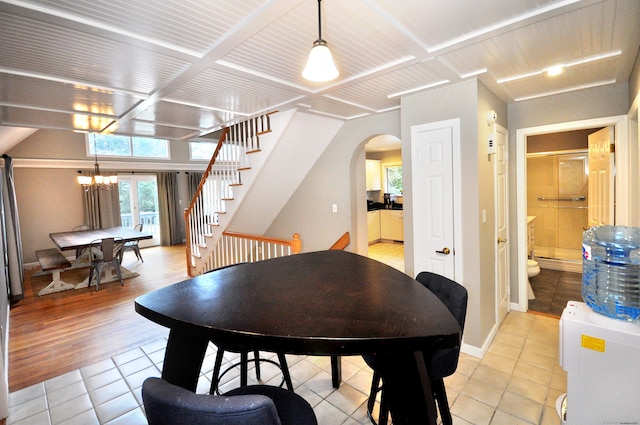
[332,204,338,213]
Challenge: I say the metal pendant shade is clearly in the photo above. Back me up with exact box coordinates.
[302,0,338,82]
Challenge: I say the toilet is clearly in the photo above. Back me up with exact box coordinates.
[528,259,540,278]
[527,259,540,300]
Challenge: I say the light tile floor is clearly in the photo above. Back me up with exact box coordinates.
[8,312,565,425]
[8,243,567,424]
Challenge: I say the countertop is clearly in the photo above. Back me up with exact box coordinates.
[368,202,403,211]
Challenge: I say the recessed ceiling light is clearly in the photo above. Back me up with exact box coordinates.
[498,50,622,84]
[546,65,564,77]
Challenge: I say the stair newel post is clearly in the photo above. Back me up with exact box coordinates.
[184,208,193,276]
[291,233,302,254]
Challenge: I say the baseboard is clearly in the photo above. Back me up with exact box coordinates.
[461,321,499,359]
[537,258,582,273]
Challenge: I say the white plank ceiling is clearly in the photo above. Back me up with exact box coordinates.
[0,0,638,140]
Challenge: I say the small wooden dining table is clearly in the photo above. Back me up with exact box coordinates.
[49,226,152,288]
[135,250,461,424]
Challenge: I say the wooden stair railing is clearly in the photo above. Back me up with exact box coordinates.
[184,112,276,276]
[329,232,350,251]
[205,231,301,271]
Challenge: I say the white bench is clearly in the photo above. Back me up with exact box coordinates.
[36,249,73,296]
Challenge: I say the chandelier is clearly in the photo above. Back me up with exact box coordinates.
[302,0,339,82]
[77,139,117,192]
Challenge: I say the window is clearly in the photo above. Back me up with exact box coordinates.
[87,133,169,159]
[383,163,403,195]
[189,141,216,161]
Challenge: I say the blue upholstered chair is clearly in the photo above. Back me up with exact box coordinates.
[142,377,317,425]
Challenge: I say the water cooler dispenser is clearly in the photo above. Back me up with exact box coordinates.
[558,226,640,424]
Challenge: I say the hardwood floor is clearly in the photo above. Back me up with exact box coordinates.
[8,245,190,392]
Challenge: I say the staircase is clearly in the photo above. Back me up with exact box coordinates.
[185,112,278,276]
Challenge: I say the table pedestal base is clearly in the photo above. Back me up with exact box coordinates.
[74,265,138,289]
[37,270,75,296]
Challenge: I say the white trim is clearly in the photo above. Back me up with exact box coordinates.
[494,124,510,325]
[9,158,206,171]
[461,321,499,359]
[515,115,628,312]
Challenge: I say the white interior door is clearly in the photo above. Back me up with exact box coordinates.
[411,122,455,278]
[494,125,509,324]
[118,175,160,247]
[588,126,615,226]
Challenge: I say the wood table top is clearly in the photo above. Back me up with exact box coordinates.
[50,226,152,251]
[135,250,460,356]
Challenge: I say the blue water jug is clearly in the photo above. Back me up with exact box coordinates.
[582,225,640,322]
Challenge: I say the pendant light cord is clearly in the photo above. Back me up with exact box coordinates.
[317,0,323,41]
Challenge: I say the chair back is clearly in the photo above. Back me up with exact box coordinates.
[415,271,468,380]
[142,377,282,425]
[90,238,124,262]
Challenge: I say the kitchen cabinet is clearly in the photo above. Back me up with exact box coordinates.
[380,209,403,241]
[366,160,381,191]
[367,210,381,243]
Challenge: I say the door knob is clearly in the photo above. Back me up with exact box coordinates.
[497,237,507,243]
[435,247,451,255]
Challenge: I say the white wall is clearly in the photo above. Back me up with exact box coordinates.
[7,130,205,263]
[266,110,401,254]
[400,79,507,352]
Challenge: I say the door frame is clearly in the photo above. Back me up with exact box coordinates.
[494,124,510,324]
[118,174,160,247]
[515,115,629,312]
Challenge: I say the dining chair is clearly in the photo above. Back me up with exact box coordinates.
[120,223,144,263]
[363,271,468,425]
[143,377,317,425]
[88,237,125,291]
[72,224,93,260]
[206,264,293,395]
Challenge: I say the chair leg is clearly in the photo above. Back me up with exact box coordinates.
[378,382,389,425]
[93,264,103,291]
[113,261,124,286]
[277,353,293,391]
[366,371,382,425]
[210,349,225,395]
[134,245,143,262]
[253,350,261,381]
[432,378,452,425]
[240,351,249,387]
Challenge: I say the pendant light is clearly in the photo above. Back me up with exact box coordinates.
[77,137,118,192]
[302,0,339,82]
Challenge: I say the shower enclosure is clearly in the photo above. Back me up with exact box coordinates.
[527,150,588,262]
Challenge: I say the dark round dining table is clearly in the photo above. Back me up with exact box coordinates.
[135,250,461,424]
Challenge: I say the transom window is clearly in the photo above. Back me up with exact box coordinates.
[189,141,216,161]
[87,134,170,159]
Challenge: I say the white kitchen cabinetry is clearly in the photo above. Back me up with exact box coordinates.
[380,209,403,241]
[366,160,382,191]
[367,210,381,243]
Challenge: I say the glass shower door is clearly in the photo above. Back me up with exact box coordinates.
[527,152,588,261]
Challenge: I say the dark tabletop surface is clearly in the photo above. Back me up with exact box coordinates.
[135,250,460,356]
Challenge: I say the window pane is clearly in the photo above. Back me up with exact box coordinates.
[386,165,403,195]
[132,137,169,158]
[190,141,216,160]
[89,133,130,156]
